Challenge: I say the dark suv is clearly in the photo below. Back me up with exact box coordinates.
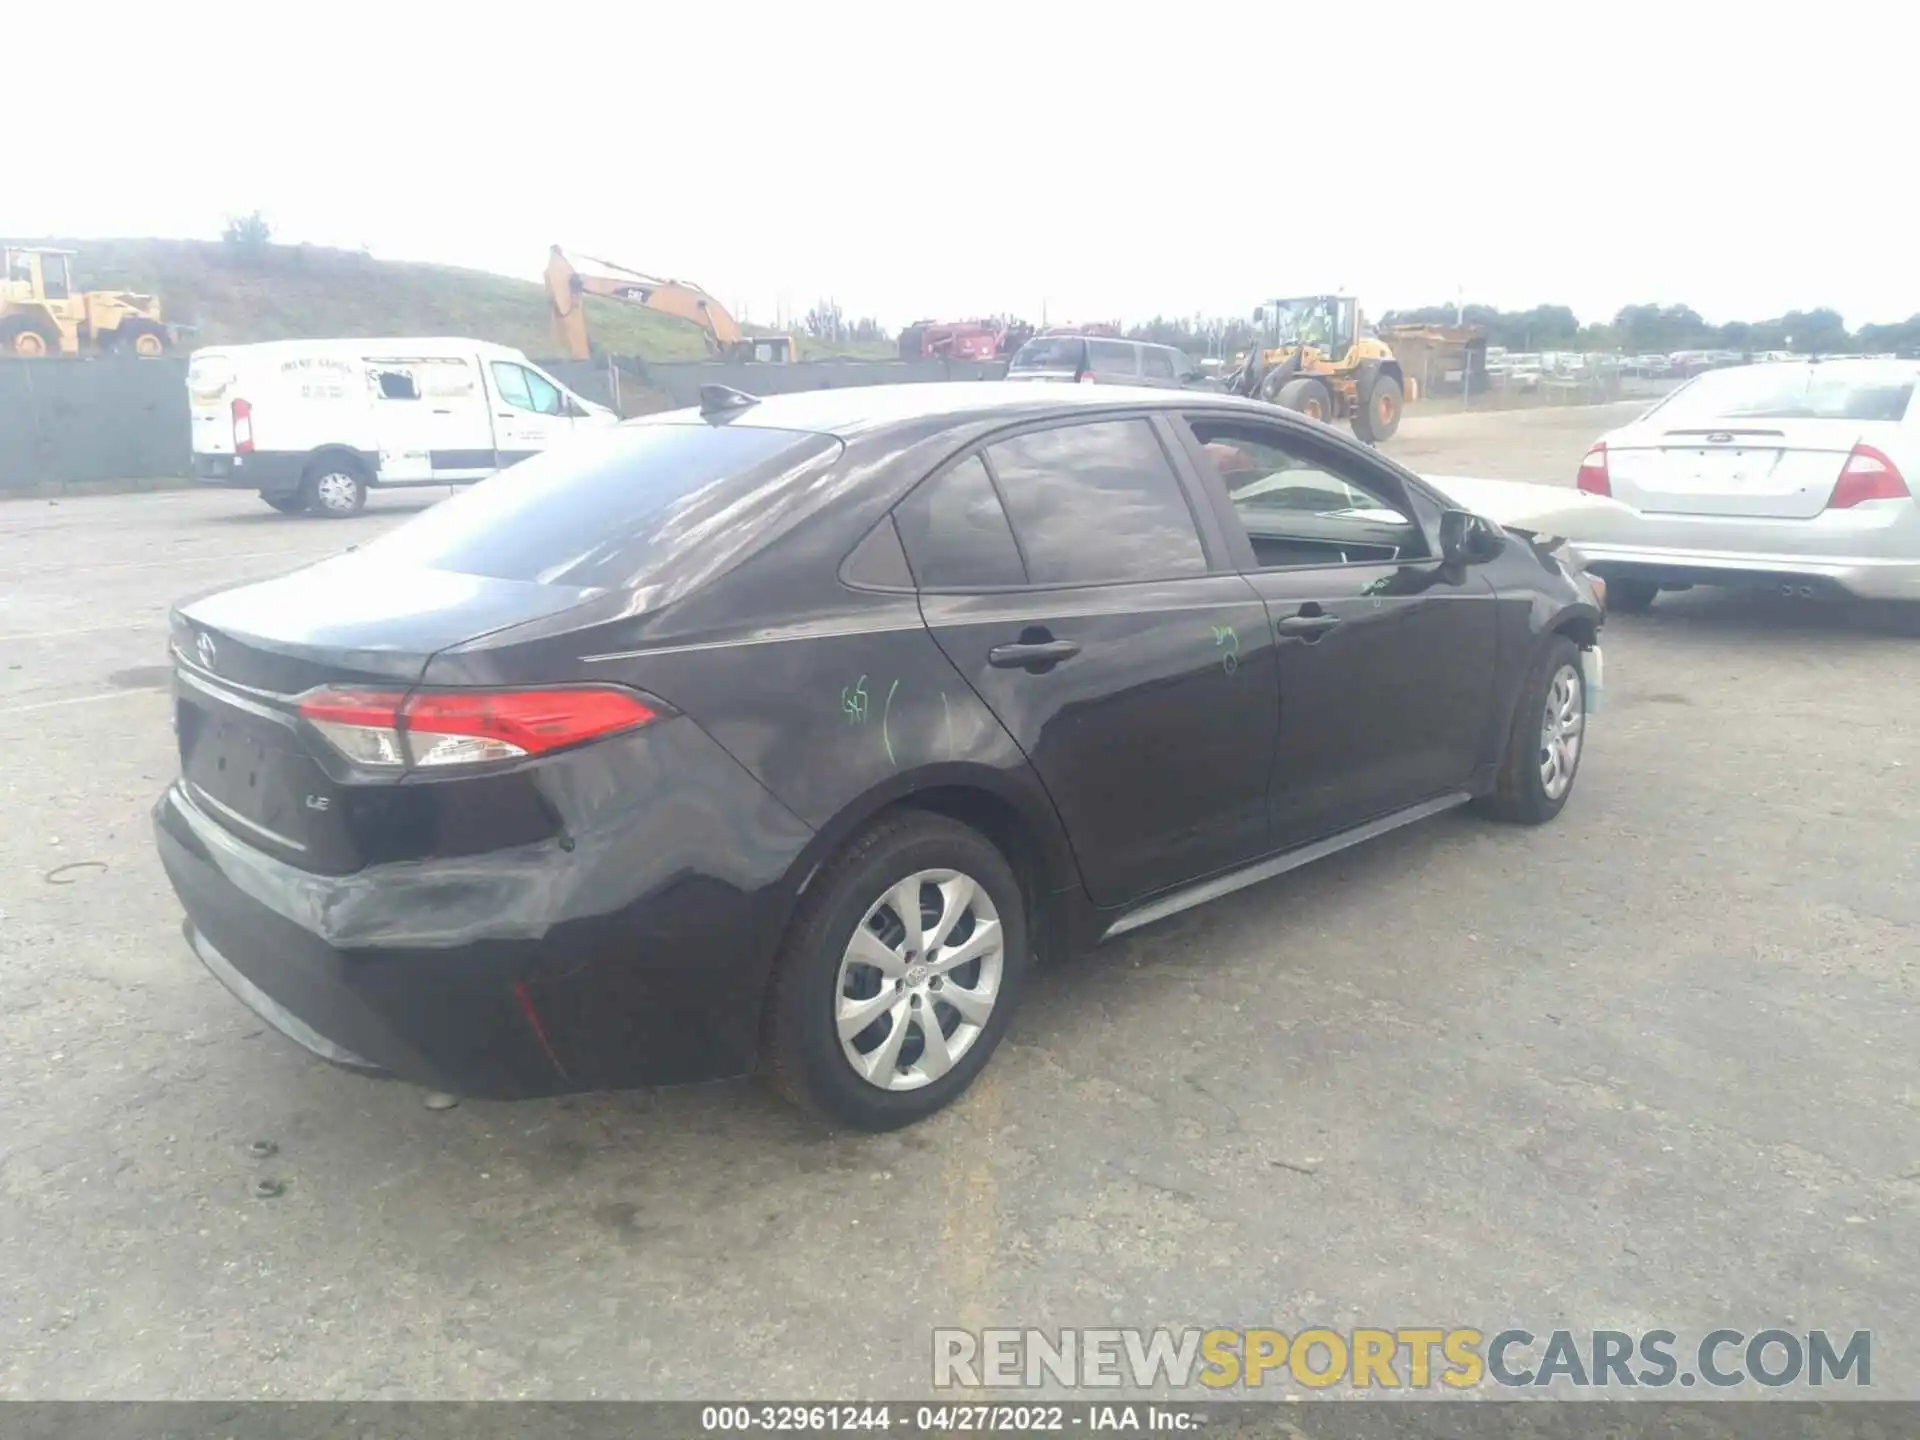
[155,382,1603,1130]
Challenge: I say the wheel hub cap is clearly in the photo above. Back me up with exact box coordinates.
[835,868,1004,1092]
[316,473,358,510]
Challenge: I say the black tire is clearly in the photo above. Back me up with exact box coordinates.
[1474,635,1587,826]
[117,319,169,357]
[1274,375,1335,423]
[762,811,1029,1131]
[1606,576,1658,613]
[1,315,59,357]
[298,454,369,518]
[1352,373,1404,444]
[260,492,308,514]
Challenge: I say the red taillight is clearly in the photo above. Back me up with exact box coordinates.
[297,686,659,769]
[1076,370,1097,384]
[231,397,254,454]
[1576,443,1611,497]
[1827,444,1910,509]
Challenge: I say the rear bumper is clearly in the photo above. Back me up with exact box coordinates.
[1578,543,1920,600]
[152,721,816,1098]
[1569,504,1920,600]
[192,451,307,494]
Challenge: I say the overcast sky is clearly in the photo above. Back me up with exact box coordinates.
[12,1,1916,330]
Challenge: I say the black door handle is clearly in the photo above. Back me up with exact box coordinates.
[1275,612,1341,640]
[988,639,1081,669]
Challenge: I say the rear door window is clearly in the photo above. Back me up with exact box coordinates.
[985,419,1207,585]
[1087,340,1139,377]
[895,456,1028,588]
[356,423,841,589]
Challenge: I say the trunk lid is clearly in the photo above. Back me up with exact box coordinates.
[172,553,595,871]
[1602,420,1866,520]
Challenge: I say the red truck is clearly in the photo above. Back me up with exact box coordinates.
[898,318,1034,362]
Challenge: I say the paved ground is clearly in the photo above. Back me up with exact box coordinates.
[1,402,1915,1400]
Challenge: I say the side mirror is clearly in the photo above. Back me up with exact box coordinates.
[1439,509,1506,566]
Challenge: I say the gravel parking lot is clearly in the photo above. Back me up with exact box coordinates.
[2,399,1915,1400]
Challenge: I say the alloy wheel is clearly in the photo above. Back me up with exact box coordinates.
[835,868,1003,1092]
[1538,663,1584,799]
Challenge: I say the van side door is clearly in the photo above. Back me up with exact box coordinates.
[367,355,493,482]
[486,359,572,467]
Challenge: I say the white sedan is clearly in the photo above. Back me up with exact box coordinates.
[1518,359,1918,611]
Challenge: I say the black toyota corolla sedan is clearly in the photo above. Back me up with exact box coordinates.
[155,382,1604,1130]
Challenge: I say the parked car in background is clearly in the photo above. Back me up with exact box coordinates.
[186,338,616,517]
[1006,334,1208,389]
[1562,359,1919,609]
[154,382,1603,1130]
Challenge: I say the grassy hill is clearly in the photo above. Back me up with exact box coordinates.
[6,238,892,362]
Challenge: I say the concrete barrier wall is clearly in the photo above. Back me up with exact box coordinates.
[0,358,193,491]
[0,356,1012,491]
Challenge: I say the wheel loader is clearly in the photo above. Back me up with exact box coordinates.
[1,246,170,357]
[1224,294,1405,443]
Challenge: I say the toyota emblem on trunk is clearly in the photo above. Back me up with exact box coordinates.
[196,632,218,670]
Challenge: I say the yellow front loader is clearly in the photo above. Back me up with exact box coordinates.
[2,246,170,357]
[1225,294,1405,442]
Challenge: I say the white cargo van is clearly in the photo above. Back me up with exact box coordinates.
[187,337,618,516]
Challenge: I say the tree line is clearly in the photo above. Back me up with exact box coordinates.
[1120,304,1920,358]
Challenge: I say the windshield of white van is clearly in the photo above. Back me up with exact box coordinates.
[356,422,842,591]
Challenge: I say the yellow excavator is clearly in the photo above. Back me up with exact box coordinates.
[544,247,794,364]
[2,245,170,356]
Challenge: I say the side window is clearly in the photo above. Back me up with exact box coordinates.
[1141,347,1176,380]
[370,366,420,401]
[522,367,566,415]
[490,361,534,411]
[1086,339,1138,376]
[1187,416,1427,567]
[41,253,71,300]
[987,420,1207,585]
[895,455,1028,589]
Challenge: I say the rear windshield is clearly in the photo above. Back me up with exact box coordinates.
[1010,337,1085,371]
[1651,364,1917,425]
[187,355,235,403]
[356,422,841,590]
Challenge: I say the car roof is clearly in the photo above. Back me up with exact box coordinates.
[632,381,1275,437]
[188,337,527,361]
